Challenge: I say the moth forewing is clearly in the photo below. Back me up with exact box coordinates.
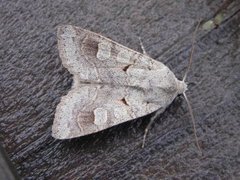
[52,25,187,140]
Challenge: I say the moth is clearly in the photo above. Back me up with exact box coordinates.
[52,25,200,149]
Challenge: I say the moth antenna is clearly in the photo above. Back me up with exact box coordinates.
[183,21,200,82]
[183,92,202,154]
[182,21,202,154]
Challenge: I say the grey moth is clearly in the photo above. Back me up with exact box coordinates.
[52,25,190,143]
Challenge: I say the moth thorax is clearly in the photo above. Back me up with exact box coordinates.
[177,80,188,95]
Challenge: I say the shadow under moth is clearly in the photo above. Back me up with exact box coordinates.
[52,25,200,150]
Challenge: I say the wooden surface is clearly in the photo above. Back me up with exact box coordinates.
[1,0,240,179]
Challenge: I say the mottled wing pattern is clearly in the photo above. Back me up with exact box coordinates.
[58,25,162,71]
[57,25,178,90]
[52,25,183,139]
[52,84,167,139]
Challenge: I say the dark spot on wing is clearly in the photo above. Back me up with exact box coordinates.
[82,37,98,57]
[122,64,131,72]
[120,98,129,106]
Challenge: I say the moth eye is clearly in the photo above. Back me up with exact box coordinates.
[120,97,129,106]
[122,64,131,72]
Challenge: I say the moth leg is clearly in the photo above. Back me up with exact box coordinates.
[138,37,148,56]
[142,109,162,148]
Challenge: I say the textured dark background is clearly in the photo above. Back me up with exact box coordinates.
[1,0,240,179]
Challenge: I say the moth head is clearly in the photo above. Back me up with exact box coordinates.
[177,80,187,95]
